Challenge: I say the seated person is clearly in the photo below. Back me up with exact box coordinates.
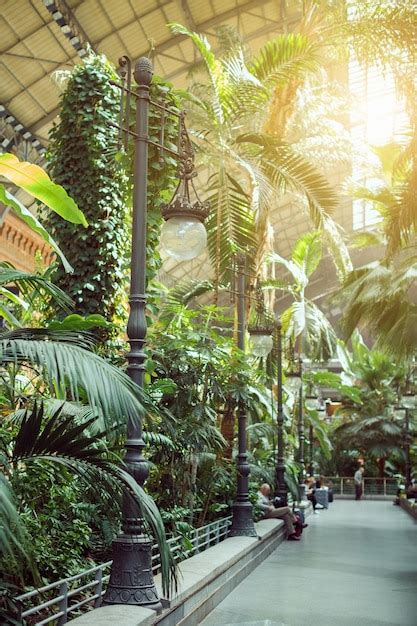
[257,483,304,540]
[305,476,319,512]
[406,480,417,500]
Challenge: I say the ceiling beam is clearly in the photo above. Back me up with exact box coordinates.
[42,0,95,57]
[175,0,196,30]
[26,0,282,137]
[165,14,300,81]
[0,105,47,154]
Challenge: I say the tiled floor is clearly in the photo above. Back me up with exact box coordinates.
[200,500,417,626]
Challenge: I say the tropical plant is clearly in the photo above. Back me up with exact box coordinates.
[0,402,177,595]
[0,269,177,597]
[170,23,343,286]
[265,231,337,359]
[145,297,277,526]
[337,139,417,359]
[0,153,86,272]
[323,334,411,476]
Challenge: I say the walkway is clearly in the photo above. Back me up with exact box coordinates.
[200,500,417,626]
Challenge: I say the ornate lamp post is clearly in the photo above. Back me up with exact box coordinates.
[285,355,305,493]
[103,57,209,610]
[305,390,321,477]
[229,258,273,536]
[274,319,288,504]
[400,389,416,489]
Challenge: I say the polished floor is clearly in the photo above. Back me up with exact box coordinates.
[200,500,417,626]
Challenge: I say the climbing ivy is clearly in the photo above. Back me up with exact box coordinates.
[45,53,129,328]
[45,53,181,332]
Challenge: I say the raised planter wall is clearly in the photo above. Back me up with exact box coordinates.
[68,518,286,626]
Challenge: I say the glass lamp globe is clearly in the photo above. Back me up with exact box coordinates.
[401,393,416,409]
[160,216,207,262]
[250,332,274,358]
[305,396,319,411]
[285,374,302,395]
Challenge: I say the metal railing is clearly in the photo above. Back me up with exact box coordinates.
[326,477,398,497]
[17,516,232,625]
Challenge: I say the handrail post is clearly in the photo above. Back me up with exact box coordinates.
[341,478,344,495]
[57,582,68,626]
[94,568,103,608]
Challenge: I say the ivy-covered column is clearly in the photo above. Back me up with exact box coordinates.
[46,54,129,329]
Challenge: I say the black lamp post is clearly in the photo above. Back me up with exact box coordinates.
[229,255,258,537]
[285,355,304,480]
[298,364,306,486]
[103,57,209,610]
[305,390,320,477]
[399,390,416,489]
[274,319,288,504]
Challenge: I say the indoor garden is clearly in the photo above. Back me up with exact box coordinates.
[0,1,416,624]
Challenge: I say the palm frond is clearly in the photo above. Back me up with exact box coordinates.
[0,329,151,429]
[205,171,257,281]
[0,265,73,312]
[6,402,178,596]
[236,134,338,223]
[250,33,322,86]
[0,475,34,573]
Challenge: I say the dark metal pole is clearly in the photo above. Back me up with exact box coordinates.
[308,423,314,477]
[274,320,287,504]
[229,256,257,537]
[405,408,412,489]
[103,57,162,612]
[298,364,305,486]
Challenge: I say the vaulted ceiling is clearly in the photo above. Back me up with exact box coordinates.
[1,0,373,323]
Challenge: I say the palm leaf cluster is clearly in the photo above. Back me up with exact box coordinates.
[0,402,177,596]
[338,257,417,360]
[265,231,337,359]
[0,269,178,597]
[171,23,341,283]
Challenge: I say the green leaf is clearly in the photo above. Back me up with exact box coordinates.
[0,185,73,273]
[291,231,322,278]
[0,153,88,227]
[48,313,111,331]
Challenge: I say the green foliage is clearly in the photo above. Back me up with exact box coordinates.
[266,231,337,359]
[0,184,72,273]
[0,265,72,329]
[0,153,87,227]
[321,335,411,476]
[45,53,129,325]
[0,402,177,595]
[145,299,273,526]
[170,23,343,283]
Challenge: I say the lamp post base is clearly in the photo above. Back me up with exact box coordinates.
[102,533,162,613]
[229,502,258,537]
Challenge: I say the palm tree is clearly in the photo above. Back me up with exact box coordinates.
[331,334,408,476]
[0,268,177,596]
[265,230,337,359]
[0,403,177,598]
[337,142,417,359]
[170,23,342,286]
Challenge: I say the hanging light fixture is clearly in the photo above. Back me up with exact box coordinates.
[160,113,210,261]
[285,354,302,395]
[401,388,417,409]
[248,280,274,357]
[305,391,320,411]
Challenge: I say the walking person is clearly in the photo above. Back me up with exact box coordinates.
[354,466,364,500]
